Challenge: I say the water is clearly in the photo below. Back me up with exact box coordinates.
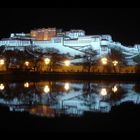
[0,80,140,118]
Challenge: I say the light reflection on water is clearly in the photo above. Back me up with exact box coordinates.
[0,81,140,117]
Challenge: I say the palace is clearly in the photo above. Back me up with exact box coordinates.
[0,28,140,72]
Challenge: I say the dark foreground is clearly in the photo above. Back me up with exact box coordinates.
[0,103,140,132]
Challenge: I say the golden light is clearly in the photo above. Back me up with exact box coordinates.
[0,59,5,65]
[44,58,51,65]
[64,83,70,91]
[30,106,55,118]
[112,85,118,93]
[64,60,71,66]
[25,61,30,67]
[112,60,118,66]
[24,82,29,88]
[44,85,50,94]
[101,58,108,65]
[100,88,107,96]
[0,84,5,91]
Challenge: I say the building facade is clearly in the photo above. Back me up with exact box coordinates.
[0,28,140,67]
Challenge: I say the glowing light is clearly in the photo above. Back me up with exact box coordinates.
[112,85,118,93]
[112,60,118,66]
[64,83,70,91]
[44,85,50,94]
[100,88,107,96]
[101,58,108,65]
[24,82,29,88]
[30,106,55,118]
[64,60,71,66]
[0,84,5,90]
[44,58,50,65]
[25,61,30,67]
[0,59,5,65]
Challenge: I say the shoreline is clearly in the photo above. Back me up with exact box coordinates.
[0,72,140,82]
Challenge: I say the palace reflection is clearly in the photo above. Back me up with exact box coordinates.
[0,80,140,117]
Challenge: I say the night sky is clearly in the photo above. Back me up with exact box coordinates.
[0,8,140,45]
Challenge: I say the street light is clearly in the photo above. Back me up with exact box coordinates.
[112,60,118,66]
[0,59,5,65]
[44,58,51,65]
[64,83,70,91]
[64,60,71,66]
[0,84,5,91]
[25,61,30,67]
[101,58,108,65]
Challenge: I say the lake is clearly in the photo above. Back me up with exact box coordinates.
[0,80,140,132]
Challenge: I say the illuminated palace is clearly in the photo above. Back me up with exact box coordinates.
[0,28,140,72]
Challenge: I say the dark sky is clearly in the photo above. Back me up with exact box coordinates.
[0,8,140,45]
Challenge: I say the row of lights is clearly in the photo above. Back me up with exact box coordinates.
[44,58,71,66]
[1,58,118,67]
[0,83,30,91]
[13,82,70,92]
[43,83,70,94]
[24,82,70,94]
[100,85,118,96]
[101,58,119,66]
[25,58,71,67]
[0,59,30,67]
[0,58,71,67]
[0,82,118,97]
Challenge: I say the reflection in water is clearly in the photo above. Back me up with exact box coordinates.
[0,84,4,91]
[24,82,29,88]
[30,106,55,118]
[43,85,50,94]
[112,85,118,93]
[100,88,107,96]
[0,81,140,117]
[64,83,70,91]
